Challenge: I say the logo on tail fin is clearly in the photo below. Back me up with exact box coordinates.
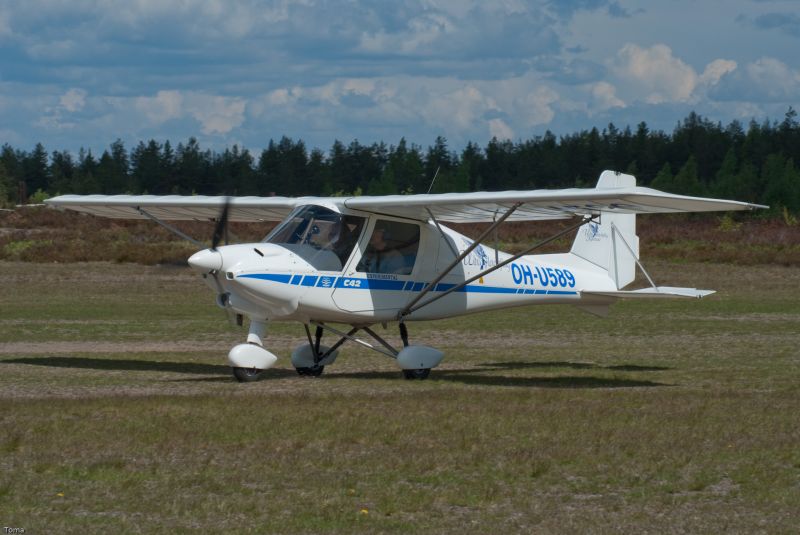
[583,222,608,242]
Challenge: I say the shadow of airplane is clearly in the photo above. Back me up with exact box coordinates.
[324,366,668,389]
[481,361,671,372]
[4,356,669,388]
[4,356,230,375]
[433,372,667,388]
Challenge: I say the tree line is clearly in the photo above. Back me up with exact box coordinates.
[2,109,799,213]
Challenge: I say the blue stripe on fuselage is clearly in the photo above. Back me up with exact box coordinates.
[238,273,292,283]
[300,275,318,287]
[236,273,577,296]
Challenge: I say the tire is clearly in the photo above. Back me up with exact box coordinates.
[403,368,431,380]
[232,367,263,382]
[296,365,325,377]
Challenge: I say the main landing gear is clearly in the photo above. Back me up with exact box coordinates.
[228,319,444,382]
[289,321,443,380]
[397,323,429,380]
[291,325,343,377]
[402,368,431,380]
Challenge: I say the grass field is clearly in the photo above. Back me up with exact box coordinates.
[2,260,799,533]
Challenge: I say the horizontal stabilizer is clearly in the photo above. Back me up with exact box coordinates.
[582,286,715,299]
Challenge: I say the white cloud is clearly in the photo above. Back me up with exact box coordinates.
[699,59,738,86]
[359,12,456,55]
[130,90,247,134]
[2,3,797,153]
[427,85,494,129]
[107,0,295,36]
[613,43,738,105]
[265,87,301,107]
[246,75,558,146]
[113,89,248,135]
[614,43,697,103]
[518,86,559,126]
[488,118,514,140]
[743,57,800,99]
[187,95,246,135]
[710,57,800,102]
[731,101,763,119]
[589,81,625,111]
[134,90,183,124]
[59,88,87,112]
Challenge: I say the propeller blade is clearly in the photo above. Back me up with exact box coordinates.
[211,196,232,251]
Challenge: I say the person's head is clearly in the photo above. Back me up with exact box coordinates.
[370,227,388,250]
[327,219,341,241]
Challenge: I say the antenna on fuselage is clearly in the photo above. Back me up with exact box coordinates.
[426,166,441,194]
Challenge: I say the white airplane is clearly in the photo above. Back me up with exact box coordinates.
[46,171,764,382]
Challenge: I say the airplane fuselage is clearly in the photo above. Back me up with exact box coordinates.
[199,206,617,324]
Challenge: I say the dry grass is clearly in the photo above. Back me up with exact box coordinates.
[1,260,799,532]
[3,207,800,266]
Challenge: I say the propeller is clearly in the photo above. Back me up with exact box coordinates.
[187,196,241,327]
[211,196,232,251]
[209,197,237,326]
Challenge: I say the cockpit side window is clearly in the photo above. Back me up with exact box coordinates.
[264,206,366,271]
[356,220,420,275]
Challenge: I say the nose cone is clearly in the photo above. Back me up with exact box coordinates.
[188,249,223,272]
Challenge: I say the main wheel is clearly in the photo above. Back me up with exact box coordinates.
[403,368,431,380]
[232,367,263,382]
[296,365,325,377]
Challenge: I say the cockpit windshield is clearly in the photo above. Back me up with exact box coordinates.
[264,205,366,272]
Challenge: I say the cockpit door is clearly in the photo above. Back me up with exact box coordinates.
[332,217,424,313]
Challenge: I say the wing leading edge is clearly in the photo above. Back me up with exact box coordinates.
[44,194,304,222]
[343,187,765,223]
[45,170,766,223]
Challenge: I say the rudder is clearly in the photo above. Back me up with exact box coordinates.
[570,171,639,289]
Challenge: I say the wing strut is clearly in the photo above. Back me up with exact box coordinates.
[610,221,657,289]
[398,214,596,320]
[137,207,205,248]
[399,203,522,318]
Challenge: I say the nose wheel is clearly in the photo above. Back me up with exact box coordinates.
[232,367,264,382]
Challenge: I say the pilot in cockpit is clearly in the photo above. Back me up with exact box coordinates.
[359,227,406,274]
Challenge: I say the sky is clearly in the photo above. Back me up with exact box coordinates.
[0,0,799,155]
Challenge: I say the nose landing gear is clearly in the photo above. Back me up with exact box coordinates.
[233,366,263,382]
[229,319,276,382]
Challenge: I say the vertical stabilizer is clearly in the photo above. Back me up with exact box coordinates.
[570,171,639,289]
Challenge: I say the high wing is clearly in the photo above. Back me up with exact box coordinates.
[344,187,765,223]
[45,173,766,223]
[44,194,305,222]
